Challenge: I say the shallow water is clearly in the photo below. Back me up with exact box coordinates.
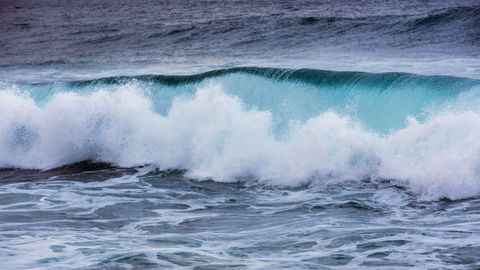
[0,165,479,269]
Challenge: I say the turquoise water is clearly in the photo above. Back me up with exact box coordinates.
[2,1,480,268]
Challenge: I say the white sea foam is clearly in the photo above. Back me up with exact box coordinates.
[1,82,480,200]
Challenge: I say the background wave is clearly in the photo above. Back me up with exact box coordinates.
[1,0,480,80]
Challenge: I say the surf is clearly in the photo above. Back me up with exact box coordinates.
[2,67,480,200]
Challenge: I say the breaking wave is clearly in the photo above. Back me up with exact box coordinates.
[2,68,480,200]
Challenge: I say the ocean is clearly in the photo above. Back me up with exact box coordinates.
[1,0,480,269]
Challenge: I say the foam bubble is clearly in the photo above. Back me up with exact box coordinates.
[1,82,480,200]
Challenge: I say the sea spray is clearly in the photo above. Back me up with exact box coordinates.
[2,70,480,200]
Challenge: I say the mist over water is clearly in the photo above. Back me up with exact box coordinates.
[1,1,480,269]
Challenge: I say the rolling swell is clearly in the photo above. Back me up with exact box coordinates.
[71,66,479,89]
[2,68,480,200]
[2,1,479,75]
[410,5,480,28]
[100,4,480,54]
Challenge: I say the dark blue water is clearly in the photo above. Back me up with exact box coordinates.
[1,0,480,81]
[1,1,480,269]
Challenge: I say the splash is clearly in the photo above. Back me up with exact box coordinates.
[2,69,480,200]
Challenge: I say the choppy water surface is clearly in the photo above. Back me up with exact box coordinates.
[0,165,479,269]
[2,0,480,269]
[2,0,480,81]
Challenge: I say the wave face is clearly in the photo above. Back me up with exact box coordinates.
[2,68,480,200]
